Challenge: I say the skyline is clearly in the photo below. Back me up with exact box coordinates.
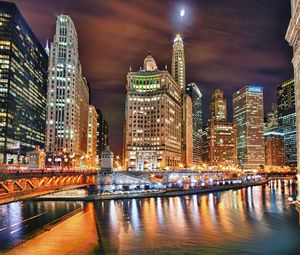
[8,0,294,155]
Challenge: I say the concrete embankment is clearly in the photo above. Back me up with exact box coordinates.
[4,204,99,255]
[33,180,268,202]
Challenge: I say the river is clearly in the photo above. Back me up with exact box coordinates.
[0,179,299,254]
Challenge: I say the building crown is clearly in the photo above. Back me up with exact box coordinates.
[174,33,183,44]
[143,52,158,71]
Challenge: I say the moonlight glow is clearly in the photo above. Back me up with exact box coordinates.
[180,9,185,17]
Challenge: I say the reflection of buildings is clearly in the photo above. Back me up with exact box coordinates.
[186,83,203,164]
[124,53,182,171]
[233,86,265,169]
[87,106,98,169]
[264,132,285,166]
[276,79,297,166]
[286,0,300,208]
[45,15,89,167]
[0,2,48,163]
[203,89,237,166]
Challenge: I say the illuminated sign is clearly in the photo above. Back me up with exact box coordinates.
[248,86,262,93]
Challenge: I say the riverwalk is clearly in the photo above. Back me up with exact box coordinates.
[33,180,268,202]
[4,203,99,255]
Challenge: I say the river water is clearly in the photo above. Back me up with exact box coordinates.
[0,179,300,254]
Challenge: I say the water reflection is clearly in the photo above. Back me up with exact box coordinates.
[95,180,300,255]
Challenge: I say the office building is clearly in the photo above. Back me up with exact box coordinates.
[205,89,237,166]
[186,82,203,164]
[264,132,285,166]
[277,79,297,166]
[87,105,98,169]
[0,2,48,163]
[45,15,89,167]
[171,33,192,167]
[233,86,265,169]
[209,89,227,122]
[172,34,185,91]
[96,109,109,160]
[265,103,278,132]
[124,53,182,171]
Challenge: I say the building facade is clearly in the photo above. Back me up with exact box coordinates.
[204,89,237,166]
[264,132,285,166]
[276,79,297,166]
[209,89,227,122]
[205,120,237,166]
[96,109,109,161]
[124,53,182,171]
[87,105,98,169]
[181,94,193,167]
[45,15,89,167]
[286,0,300,212]
[233,86,265,169]
[172,34,185,91]
[265,103,278,132]
[186,82,202,164]
[0,2,48,163]
[171,33,192,168]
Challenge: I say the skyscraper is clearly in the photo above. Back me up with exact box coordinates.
[233,86,265,169]
[182,94,193,167]
[45,15,89,166]
[172,34,185,91]
[171,33,192,168]
[265,103,278,132]
[124,53,182,171]
[186,83,202,164]
[0,2,48,164]
[205,89,237,166]
[96,109,109,162]
[264,132,285,166]
[87,105,98,169]
[209,89,227,122]
[286,0,300,214]
[277,79,297,166]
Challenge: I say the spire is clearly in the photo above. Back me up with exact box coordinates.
[174,33,183,44]
[45,39,50,55]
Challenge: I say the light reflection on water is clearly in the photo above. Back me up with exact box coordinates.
[94,180,300,255]
[0,180,299,254]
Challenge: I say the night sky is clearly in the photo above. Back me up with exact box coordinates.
[8,0,293,155]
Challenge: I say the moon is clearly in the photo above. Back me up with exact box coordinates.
[180,9,185,17]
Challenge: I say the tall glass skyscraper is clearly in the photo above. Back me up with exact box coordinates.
[277,78,297,166]
[96,108,109,160]
[186,82,202,164]
[233,86,265,169]
[0,2,48,163]
[46,15,89,166]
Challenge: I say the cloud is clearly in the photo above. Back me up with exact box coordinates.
[10,0,293,154]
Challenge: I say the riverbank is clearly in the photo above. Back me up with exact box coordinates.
[0,207,83,254]
[3,204,99,255]
[33,180,268,202]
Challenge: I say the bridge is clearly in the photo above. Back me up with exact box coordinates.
[0,170,97,205]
